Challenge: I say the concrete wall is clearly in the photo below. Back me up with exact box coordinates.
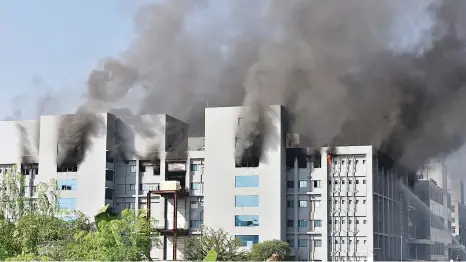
[203,105,286,247]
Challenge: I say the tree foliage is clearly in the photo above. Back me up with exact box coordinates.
[247,239,291,261]
[183,227,247,261]
[66,209,160,261]
[0,167,160,261]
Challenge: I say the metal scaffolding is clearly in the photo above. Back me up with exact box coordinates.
[146,188,189,260]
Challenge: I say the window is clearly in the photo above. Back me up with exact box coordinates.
[235,235,259,247]
[312,180,321,188]
[287,240,294,247]
[190,220,202,229]
[299,180,308,188]
[191,182,201,190]
[299,200,307,208]
[363,180,366,184]
[287,181,294,188]
[356,180,359,184]
[57,179,77,191]
[363,200,366,204]
[287,200,294,208]
[130,184,135,191]
[235,176,259,187]
[235,215,259,227]
[313,220,322,227]
[57,165,77,173]
[298,239,308,247]
[287,220,294,227]
[191,164,201,172]
[58,198,77,210]
[130,165,136,173]
[105,170,114,181]
[235,195,259,207]
[105,189,113,200]
[314,240,322,247]
[298,220,308,227]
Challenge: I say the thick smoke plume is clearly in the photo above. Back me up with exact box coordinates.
[57,109,104,167]
[60,0,466,171]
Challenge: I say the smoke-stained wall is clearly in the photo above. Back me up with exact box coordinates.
[37,113,109,217]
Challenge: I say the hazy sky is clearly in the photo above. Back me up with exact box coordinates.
[0,0,154,119]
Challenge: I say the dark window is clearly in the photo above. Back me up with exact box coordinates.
[106,170,114,181]
[105,189,114,200]
[287,181,294,189]
[57,165,78,173]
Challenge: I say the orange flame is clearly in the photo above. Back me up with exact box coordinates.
[327,155,332,165]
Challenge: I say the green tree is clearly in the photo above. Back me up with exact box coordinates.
[183,227,247,261]
[0,165,26,220]
[0,165,60,220]
[66,209,159,261]
[247,240,291,261]
[0,216,18,260]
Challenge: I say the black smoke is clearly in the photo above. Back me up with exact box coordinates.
[50,0,466,172]
[57,111,104,168]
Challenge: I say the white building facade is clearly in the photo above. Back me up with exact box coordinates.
[0,105,460,261]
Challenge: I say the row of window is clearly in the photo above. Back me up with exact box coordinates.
[287,239,321,248]
[329,179,366,185]
[287,200,313,208]
[329,199,367,205]
[329,218,367,224]
[287,219,322,228]
[330,239,367,245]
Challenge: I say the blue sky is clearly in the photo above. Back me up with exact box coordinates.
[0,0,153,119]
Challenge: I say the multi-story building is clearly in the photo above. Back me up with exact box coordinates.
[0,105,462,261]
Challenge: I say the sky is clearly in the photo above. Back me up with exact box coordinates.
[0,0,154,119]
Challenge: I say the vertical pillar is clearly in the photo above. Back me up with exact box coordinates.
[174,193,178,260]
[135,159,140,214]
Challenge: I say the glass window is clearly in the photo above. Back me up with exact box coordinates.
[130,165,136,173]
[314,220,322,227]
[58,198,77,210]
[190,220,202,229]
[191,182,201,190]
[298,220,308,227]
[235,195,259,207]
[312,180,321,188]
[57,179,77,191]
[235,215,259,227]
[105,170,114,181]
[235,235,259,247]
[191,164,201,171]
[298,239,308,247]
[299,200,307,208]
[287,239,294,247]
[287,181,294,188]
[105,189,113,200]
[314,240,322,247]
[287,200,294,208]
[130,184,135,191]
[235,176,259,187]
[299,180,307,188]
[287,220,294,227]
